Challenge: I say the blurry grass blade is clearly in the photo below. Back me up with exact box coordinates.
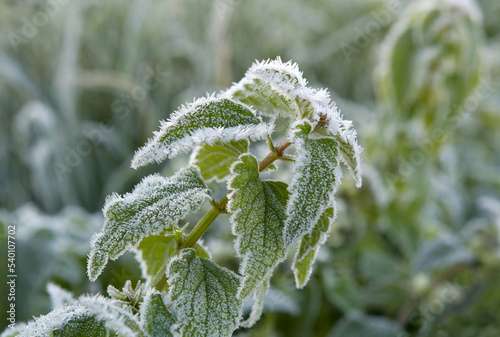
[47,283,76,310]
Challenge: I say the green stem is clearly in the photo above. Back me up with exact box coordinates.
[180,195,228,250]
[259,139,292,171]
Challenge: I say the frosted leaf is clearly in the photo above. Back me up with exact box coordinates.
[51,312,107,337]
[88,165,212,281]
[167,248,243,337]
[333,121,362,187]
[293,208,335,288]
[315,104,362,187]
[140,290,175,337]
[227,154,288,299]
[134,232,209,282]
[240,278,270,328]
[284,120,342,246]
[47,283,76,309]
[79,295,144,337]
[107,280,145,309]
[131,95,271,168]
[1,324,26,337]
[226,58,331,120]
[190,139,249,182]
[18,305,105,337]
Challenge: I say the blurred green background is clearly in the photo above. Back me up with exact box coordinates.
[1,0,500,336]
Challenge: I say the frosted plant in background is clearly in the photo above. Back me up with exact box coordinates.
[376,0,484,132]
[4,58,362,336]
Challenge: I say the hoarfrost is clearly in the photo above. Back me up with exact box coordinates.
[131,95,271,169]
[47,283,76,309]
[240,278,269,328]
[140,290,175,337]
[79,295,144,337]
[167,249,243,337]
[226,58,332,121]
[87,165,212,281]
[284,120,342,246]
[18,306,87,337]
[227,154,288,299]
[292,208,335,288]
[12,293,145,337]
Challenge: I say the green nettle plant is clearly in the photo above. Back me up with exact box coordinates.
[6,59,362,337]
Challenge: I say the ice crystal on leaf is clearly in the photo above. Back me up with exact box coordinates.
[293,208,335,288]
[78,295,144,337]
[47,283,76,309]
[336,123,362,188]
[226,58,331,121]
[318,108,363,187]
[227,154,288,299]
[190,139,249,182]
[131,95,271,168]
[50,312,107,337]
[17,294,144,337]
[12,58,365,337]
[167,248,243,337]
[88,165,212,281]
[17,305,103,337]
[140,290,175,337]
[240,277,270,328]
[284,120,343,246]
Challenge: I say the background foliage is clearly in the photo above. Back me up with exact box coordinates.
[1,0,500,335]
